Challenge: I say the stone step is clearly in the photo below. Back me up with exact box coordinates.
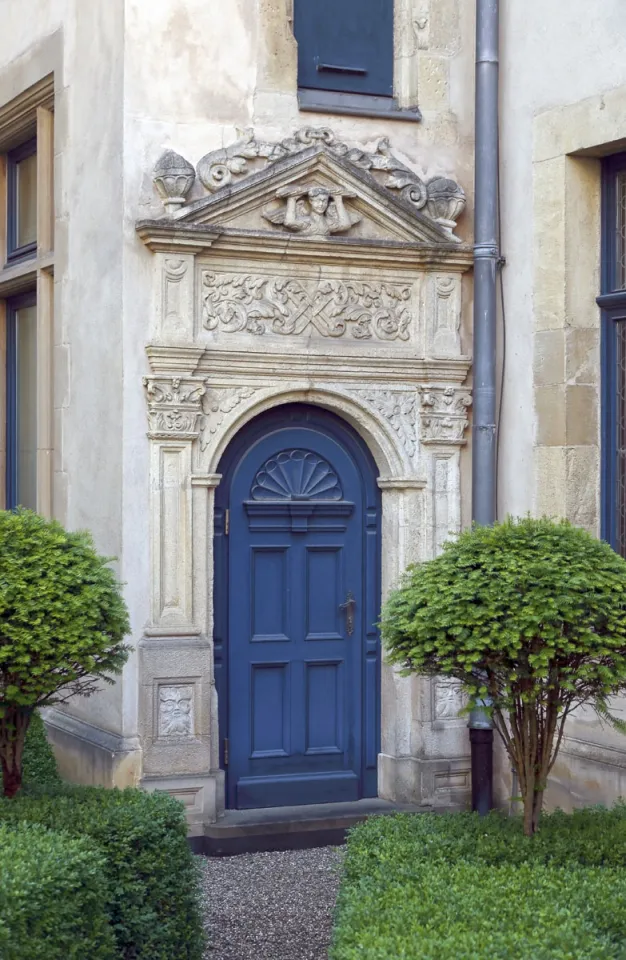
[191,798,429,856]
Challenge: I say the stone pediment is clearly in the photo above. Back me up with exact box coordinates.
[147,128,467,249]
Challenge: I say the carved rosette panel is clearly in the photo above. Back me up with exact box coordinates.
[201,271,413,342]
[349,389,418,458]
[419,385,472,444]
[434,678,466,721]
[158,685,194,737]
[143,376,208,440]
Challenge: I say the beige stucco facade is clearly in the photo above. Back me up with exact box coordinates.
[1,0,626,828]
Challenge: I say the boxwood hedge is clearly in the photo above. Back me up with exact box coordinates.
[0,785,205,960]
[331,809,626,960]
[0,822,116,960]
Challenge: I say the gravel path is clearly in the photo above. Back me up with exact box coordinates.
[199,846,345,960]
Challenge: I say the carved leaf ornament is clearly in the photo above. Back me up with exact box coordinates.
[202,272,411,341]
[251,450,343,501]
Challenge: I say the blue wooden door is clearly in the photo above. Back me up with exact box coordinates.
[215,406,380,809]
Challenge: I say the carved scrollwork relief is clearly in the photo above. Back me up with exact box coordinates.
[201,271,413,341]
[350,390,418,458]
[158,685,194,737]
[143,376,208,439]
[419,385,472,444]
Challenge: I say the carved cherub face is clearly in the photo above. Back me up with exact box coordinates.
[308,189,330,214]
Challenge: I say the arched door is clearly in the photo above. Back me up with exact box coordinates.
[214,405,381,810]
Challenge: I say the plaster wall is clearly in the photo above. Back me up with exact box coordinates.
[0,4,129,746]
[497,0,626,809]
[498,0,626,519]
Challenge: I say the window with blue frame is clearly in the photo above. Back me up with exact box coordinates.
[600,154,626,555]
[294,0,396,114]
[6,137,37,264]
[5,292,37,510]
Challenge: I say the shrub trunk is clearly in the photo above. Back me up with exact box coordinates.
[496,696,563,837]
[0,708,31,798]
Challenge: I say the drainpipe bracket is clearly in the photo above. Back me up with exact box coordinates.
[473,242,500,259]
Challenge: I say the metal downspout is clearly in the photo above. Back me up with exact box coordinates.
[469,0,499,814]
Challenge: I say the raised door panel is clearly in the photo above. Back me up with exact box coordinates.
[305,546,343,641]
[251,547,290,643]
[250,663,290,758]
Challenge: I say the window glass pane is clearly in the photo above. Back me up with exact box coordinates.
[15,305,37,510]
[16,152,37,249]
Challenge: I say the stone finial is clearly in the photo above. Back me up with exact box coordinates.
[153,150,196,216]
[426,178,467,242]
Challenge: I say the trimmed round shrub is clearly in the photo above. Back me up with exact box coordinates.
[0,821,115,960]
[0,785,205,960]
[382,517,626,834]
[0,509,129,797]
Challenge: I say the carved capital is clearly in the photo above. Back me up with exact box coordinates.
[419,385,472,444]
[143,375,208,440]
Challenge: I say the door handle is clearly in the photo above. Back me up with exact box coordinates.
[340,591,356,637]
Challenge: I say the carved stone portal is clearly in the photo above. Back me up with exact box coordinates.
[139,119,474,822]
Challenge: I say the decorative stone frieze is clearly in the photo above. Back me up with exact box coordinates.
[201,271,413,341]
[158,684,194,738]
[143,375,208,440]
[419,385,472,444]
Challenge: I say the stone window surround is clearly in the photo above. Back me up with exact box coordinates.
[530,87,626,529]
[283,0,431,120]
[531,84,626,781]
[0,36,61,518]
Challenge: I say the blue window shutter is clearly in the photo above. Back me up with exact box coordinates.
[295,0,394,97]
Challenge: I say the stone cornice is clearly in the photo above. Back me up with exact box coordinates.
[145,343,472,385]
[136,222,222,254]
[136,219,473,269]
